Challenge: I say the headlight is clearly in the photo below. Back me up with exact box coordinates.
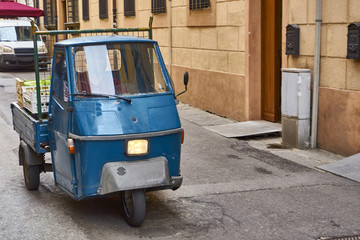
[0,45,14,54]
[126,139,149,156]
[38,45,47,54]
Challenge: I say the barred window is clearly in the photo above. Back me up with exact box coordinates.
[152,0,166,14]
[83,0,89,20]
[99,0,108,19]
[67,0,79,22]
[43,0,57,29]
[124,0,135,17]
[189,0,210,10]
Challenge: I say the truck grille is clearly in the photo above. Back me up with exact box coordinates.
[14,48,34,54]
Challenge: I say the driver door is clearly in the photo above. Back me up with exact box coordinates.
[48,47,74,194]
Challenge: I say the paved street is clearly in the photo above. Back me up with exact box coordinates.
[0,71,360,240]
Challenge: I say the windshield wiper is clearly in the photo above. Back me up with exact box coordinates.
[71,93,132,103]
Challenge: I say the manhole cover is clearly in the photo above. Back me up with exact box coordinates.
[318,236,360,240]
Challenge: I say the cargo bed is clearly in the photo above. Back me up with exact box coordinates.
[11,102,49,154]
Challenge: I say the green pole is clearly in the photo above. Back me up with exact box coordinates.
[31,21,42,119]
[149,16,153,39]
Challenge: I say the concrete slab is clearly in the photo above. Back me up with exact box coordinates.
[204,120,282,138]
[177,103,235,126]
[248,138,342,169]
[318,153,360,182]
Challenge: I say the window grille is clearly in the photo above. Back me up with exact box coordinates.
[124,0,135,17]
[67,0,79,22]
[99,0,108,19]
[43,0,57,29]
[82,0,89,20]
[189,0,210,10]
[151,0,166,14]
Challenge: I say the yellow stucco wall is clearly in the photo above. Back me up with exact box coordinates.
[116,0,248,121]
[45,0,247,121]
[286,0,360,91]
[80,0,112,29]
[286,0,360,155]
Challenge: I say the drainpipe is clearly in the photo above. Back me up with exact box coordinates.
[113,0,117,28]
[169,0,172,76]
[311,0,322,148]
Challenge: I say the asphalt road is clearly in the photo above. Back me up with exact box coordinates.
[0,70,360,240]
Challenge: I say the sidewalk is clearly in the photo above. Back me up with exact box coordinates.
[177,103,343,170]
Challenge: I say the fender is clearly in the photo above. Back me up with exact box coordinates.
[20,140,43,166]
[97,157,170,195]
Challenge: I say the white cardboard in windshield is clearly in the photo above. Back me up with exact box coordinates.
[84,45,115,95]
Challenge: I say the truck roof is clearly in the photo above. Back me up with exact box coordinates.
[0,19,32,27]
[55,35,155,47]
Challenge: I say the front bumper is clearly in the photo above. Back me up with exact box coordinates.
[97,156,182,195]
[0,53,47,68]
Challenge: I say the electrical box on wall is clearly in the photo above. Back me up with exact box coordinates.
[347,23,360,59]
[286,24,300,55]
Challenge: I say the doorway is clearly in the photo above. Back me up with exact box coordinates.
[261,0,282,122]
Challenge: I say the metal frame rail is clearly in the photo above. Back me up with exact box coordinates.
[31,17,153,119]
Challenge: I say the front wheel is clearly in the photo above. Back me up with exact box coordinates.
[120,189,146,227]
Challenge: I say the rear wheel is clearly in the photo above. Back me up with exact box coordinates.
[120,189,146,227]
[19,144,40,191]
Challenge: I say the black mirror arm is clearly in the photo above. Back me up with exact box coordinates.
[175,85,187,98]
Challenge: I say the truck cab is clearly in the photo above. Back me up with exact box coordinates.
[49,35,183,198]
[0,19,47,70]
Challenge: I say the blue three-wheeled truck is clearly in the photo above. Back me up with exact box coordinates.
[11,20,188,227]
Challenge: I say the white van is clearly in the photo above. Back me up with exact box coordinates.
[0,19,47,70]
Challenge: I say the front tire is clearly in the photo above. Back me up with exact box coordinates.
[120,189,146,227]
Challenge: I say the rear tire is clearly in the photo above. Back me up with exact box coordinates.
[120,189,146,227]
[19,144,40,191]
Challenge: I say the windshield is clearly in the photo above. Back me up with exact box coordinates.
[0,26,38,41]
[73,43,170,96]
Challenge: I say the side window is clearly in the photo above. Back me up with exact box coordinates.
[52,48,69,103]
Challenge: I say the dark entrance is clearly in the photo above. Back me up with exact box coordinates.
[261,0,282,122]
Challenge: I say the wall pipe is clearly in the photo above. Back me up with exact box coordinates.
[169,0,172,76]
[113,0,117,28]
[311,0,322,148]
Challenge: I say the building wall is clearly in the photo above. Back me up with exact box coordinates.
[80,0,113,29]
[286,0,360,155]
[41,0,247,121]
[116,0,248,121]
